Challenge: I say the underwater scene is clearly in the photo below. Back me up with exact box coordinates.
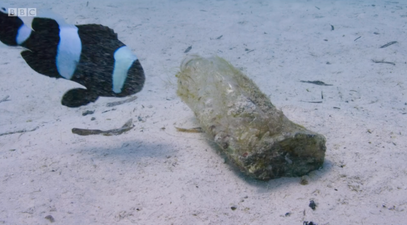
[0,0,406,224]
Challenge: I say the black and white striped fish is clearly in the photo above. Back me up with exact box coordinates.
[0,7,145,107]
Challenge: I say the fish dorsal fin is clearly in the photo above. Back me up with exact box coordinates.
[0,5,8,14]
[0,2,15,14]
[0,2,67,30]
[30,9,82,80]
[23,9,69,31]
[77,24,118,40]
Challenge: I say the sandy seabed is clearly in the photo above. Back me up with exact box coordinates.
[0,0,406,224]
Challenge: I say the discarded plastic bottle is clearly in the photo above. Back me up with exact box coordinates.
[177,55,326,180]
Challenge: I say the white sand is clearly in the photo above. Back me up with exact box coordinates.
[1,0,406,224]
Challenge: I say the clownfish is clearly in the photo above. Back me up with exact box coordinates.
[0,6,145,107]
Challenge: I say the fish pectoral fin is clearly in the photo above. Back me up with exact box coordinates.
[61,88,99,108]
[21,50,60,78]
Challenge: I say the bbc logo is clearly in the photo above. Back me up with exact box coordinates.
[8,8,37,17]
